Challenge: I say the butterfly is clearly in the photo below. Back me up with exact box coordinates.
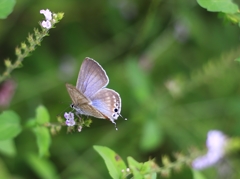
[66,57,123,127]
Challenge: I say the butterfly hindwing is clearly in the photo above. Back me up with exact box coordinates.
[90,88,121,123]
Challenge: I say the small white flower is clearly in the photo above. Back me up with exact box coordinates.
[40,9,52,21]
[78,125,82,132]
[64,112,76,126]
[192,130,227,170]
[41,20,52,29]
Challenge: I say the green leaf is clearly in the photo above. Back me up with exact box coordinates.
[33,126,51,157]
[197,0,239,14]
[0,110,22,140]
[25,118,37,128]
[0,0,16,19]
[127,157,143,179]
[0,139,16,157]
[192,169,207,179]
[36,105,50,125]
[26,153,59,179]
[93,145,127,179]
[140,120,163,151]
[127,157,157,179]
[141,160,157,179]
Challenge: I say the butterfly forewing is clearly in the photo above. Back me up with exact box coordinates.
[66,83,105,118]
[91,88,121,122]
[76,57,109,98]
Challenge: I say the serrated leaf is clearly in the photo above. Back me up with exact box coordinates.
[0,139,16,157]
[140,120,163,151]
[36,105,50,124]
[93,145,127,179]
[0,110,22,140]
[0,0,16,19]
[26,153,59,179]
[197,0,238,14]
[33,126,51,157]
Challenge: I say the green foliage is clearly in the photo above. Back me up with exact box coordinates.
[0,110,21,140]
[140,120,163,151]
[0,11,64,83]
[33,126,51,157]
[0,0,16,19]
[0,158,11,179]
[126,59,151,104]
[26,153,59,179]
[93,145,127,179]
[127,157,157,179]
[0,1,240,179]
[197,0,238,13]
[0,139,16,157]
[94,146,208,178]
[192,170,207,179]
[32,105,51,157]
[36,105,50,125]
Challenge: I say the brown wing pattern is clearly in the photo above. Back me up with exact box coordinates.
[76,57,109,98]
[66,83,105,118]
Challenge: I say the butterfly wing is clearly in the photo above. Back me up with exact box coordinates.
[76,57,109,98]
[90,88,121,123]
[66,83,105,118]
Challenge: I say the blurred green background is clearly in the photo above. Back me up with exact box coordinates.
[1,0,240,178]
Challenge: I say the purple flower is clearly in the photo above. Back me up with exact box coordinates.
[40,9,52,21]
[64,112,76,126]
[40,9,53,29]
[192,130,227,170]
[41,20,51,29]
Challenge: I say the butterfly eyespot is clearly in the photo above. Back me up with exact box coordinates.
[113,114,116,117]
[114,108,118,112]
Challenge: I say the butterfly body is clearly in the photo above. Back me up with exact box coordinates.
[66,57,121,124]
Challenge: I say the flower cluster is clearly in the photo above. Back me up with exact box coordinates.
[192,130,227,170]
[40,9,56,29]
[63,111,93,132]
[64,112,76,126]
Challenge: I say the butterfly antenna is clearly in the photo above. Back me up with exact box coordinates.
[57,105,72,117]
[56,101,73,117]
[113,121,118,131]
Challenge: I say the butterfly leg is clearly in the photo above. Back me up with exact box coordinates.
[74,112,82,122]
